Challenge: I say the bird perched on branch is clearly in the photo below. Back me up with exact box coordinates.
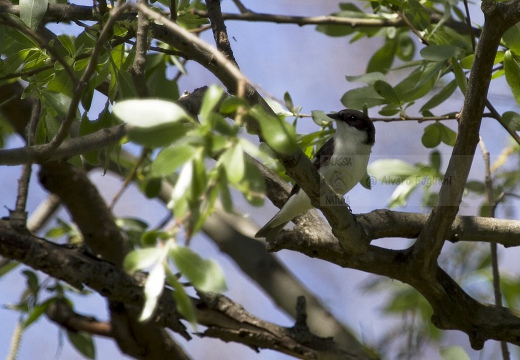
[255,109,375,238]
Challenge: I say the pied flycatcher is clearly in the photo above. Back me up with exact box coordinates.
[255,109,375,238]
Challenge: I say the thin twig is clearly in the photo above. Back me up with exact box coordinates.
[6,320,23,360]
[463,0,476,50]
[169,0,177,21]
[397,10,429,45]
[0,15,78,84]
[192,9,477,35]
[479,137,510,360]
[135,3,250,88]
[27,195,61,233]
[110,148,150,210]
[43,4,128,156]
[0,124,128,166]
[10,103,40,229]
[485,99,520,146]
[231,0,249,13]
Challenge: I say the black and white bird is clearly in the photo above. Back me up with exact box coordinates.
[255,109,375,238]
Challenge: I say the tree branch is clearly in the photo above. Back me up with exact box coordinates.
[267,224,520,350]
[192,9,476,35]
[0,221,365,360]
[411,0,520,273]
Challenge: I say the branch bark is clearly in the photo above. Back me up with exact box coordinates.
[0,220,366,360]
[412,0,520,274]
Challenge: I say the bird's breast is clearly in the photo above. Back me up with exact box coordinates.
[319,140,371,195]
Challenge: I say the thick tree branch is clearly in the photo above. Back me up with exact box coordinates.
[142,3,370,253]
[0,221,363,360]
[0,3,97,22]
[412,0,520,273]
[267,227,520,350]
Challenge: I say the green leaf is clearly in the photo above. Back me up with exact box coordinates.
[403,0,430,31]
[150,144,195,178]
[67,330,95,359]
[395,61,443,103]
[283,91,294,112]
[220,143,245,184]
[311,110,332,126]
[79,114,101,165]
[422,123,441,148]
[360,171,372,190]
[388,179,420,208]
[504,50,520,106]
[58,35,75,57]
[23,270,39,293]
[502,111,520,131]
[420,79,457,112]
[430,150,441,171]
[439,346,470,360]
[140,260,166,321]
[316,20,355,37]
[237,159,266,206]
[200,84,224,125]
[420,45,460,61]
[460,54,474,69]
[367,39,396,74]
[171,160,194,207]
[116,69,138,100]
[167,270,197,329]
[396,33,415,61]
[220,96,248,115]
[368,159,418,179]
[264,98,292,117]
[250,106,297,155]
[19,0,49,30]
[41,90,71,118]
[438,123,456,146]
[123,248,162,274]
[24,298,54,328]
[113,99,193,148]
[503,24,520,54]
[465,180,486,194]
[341,86,385,110]
[346,72,385,85]
[452,59,467,94]
[0,261,19,278]
[170,245,227,293]
[218,169,233,212]
[373,80,401,105]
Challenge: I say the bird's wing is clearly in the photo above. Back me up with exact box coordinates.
[288,137,335,197]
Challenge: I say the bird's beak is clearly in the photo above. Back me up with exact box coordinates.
[326,113,340,121]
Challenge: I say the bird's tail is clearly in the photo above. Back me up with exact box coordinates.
[255,218,289,238]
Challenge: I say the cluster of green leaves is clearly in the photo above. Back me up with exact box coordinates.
[318,2,520,120]
[316,2,520,355]
[124,236,226,326]
[113,86,280,236]
[111,85,300,324]
[0,268,96,359]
